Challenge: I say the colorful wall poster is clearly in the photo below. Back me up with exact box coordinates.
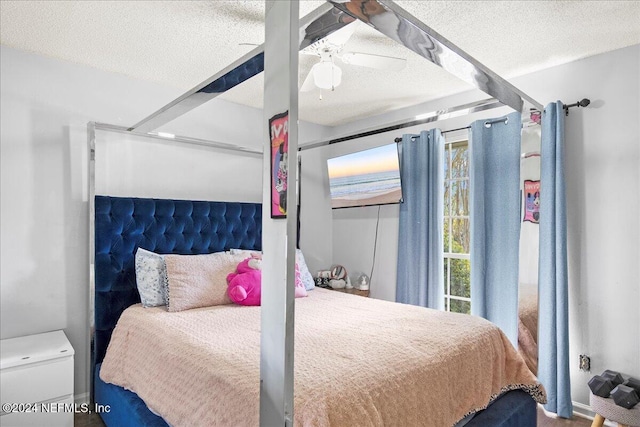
[269,111,288,218]
[523,180,540,223]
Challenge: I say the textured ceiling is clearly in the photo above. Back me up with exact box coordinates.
[1,1,639,126]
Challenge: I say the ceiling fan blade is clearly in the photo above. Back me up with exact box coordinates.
[341,52,406,71]
[300,69,316,92]
[325,21,357,46]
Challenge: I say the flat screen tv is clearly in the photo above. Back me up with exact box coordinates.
[327,143,403,209]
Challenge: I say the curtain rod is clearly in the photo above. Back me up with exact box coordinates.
[299,98,502,151]
[394,116,510,142]
[393,98,588,142]
[394,117,543,143]
[393,125,470,142]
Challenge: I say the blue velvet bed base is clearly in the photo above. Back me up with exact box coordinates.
[466,390,536,427]
[95,363,168,427]
[96,362,535,427]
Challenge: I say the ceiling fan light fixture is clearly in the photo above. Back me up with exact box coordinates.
[312,61,342,90]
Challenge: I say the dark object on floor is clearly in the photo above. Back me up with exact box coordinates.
[602,370,624,387]
[611,384,640,409]
[589,370,626,398]
[590,392,640,427]
[589,375,614,397]
[624,377,640,394]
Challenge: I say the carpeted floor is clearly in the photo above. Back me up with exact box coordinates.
[536,407,593,427]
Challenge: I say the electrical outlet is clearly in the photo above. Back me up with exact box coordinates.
[579,354,591,372]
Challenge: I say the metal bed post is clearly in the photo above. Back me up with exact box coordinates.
[128,3,346,134]
[93,122,262,156]
[127,1,542,135]
[87,121,96,404]
[260,1,299,425]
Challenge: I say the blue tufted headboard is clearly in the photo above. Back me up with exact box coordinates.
[93,196,262,366]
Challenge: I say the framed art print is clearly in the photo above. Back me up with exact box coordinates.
[523,180,540,223]
[269,111,289,218]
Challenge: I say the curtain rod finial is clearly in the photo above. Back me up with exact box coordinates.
[563,98,591,116]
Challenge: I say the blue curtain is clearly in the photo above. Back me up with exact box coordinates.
[469,112,521,346]
[396,129,444,310]
[538,101,572,418]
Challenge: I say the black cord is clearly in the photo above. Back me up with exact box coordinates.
[369,205,381,285]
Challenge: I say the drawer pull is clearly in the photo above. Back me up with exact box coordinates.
[21,356,30,360]
[60,350,68,353]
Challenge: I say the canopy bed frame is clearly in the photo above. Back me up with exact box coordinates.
[88,1,547,426]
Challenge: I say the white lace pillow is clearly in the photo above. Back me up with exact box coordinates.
[295,249,315,291]
[164,252,246,312]
[135,248,169,307]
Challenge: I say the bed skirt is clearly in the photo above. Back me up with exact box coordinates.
[95,364,535,427]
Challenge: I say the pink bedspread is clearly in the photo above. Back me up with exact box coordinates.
[101,288,545,426]
[518,293,539,375]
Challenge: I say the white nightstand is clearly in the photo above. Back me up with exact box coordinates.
[0,330,74,427]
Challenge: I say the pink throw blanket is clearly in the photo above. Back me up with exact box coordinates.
[101,288,545,426]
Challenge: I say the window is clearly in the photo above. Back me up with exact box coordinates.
[444,139,471,314]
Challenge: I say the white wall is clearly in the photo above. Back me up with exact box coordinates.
[511,44,640,411]
[0,46,329,399]
[94,131,263,201]
[314,45,639,412]
[332,204,399,301]
[298,146,334,274]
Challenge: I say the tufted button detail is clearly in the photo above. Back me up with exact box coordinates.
[94,194,263,363]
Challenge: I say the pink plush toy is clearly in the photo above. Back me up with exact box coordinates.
[226,255,307,306]
[227,257,262,306]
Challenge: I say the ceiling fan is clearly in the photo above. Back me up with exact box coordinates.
[300,22,407,93]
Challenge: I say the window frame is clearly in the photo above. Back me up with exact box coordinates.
[443,136,471,313]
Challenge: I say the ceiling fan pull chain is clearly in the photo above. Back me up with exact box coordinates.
[331,55,336,91]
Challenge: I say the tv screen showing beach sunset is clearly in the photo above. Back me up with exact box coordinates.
[327,143,402,209]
